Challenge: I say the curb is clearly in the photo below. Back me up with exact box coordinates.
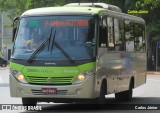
[147,71,160,75]
[0,83,9,87]
[0,67,9,70]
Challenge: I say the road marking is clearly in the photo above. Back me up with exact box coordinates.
[148,78,160,82]
[0,83,9,87]
[0,76,4,83]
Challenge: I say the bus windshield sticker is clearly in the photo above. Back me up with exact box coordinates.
[28,20,39,27]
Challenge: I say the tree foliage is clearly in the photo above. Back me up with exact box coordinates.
[0,0,159,39]
[0,0,29,19]
[135,0,160,40]
[0,0,134,18]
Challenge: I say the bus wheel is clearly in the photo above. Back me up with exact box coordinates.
[97,82,107,104]
[115,80,133,102]
[22,98,37,107]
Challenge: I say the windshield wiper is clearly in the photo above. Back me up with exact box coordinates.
[50,32,75,64]
[27,38,49,63]
[52,41,75,64]
[27,28,54,63]
[27,28,75,64]
[48,28,55,51]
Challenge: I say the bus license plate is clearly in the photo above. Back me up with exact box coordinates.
[42,88,57,94]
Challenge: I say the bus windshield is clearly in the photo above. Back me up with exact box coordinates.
[12,16,96,62]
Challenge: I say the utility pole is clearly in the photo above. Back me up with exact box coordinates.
[156,41,160,71]
[1,13,3,58]
[0,13,3,57]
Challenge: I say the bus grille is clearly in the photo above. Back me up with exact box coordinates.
[26,76,74,85]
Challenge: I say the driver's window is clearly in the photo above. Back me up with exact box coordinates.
[99,16,121,51]
[99,16,108,48]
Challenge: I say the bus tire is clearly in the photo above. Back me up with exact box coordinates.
[22,98,37,107]
[97,81,107,104]
[115,79,133,102]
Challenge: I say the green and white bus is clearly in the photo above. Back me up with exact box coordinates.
[10,3,146,105]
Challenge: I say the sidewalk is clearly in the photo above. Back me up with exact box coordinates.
[0,75,3,83]
[147,71,160,75]
[0,67,9,86]
[0,66,9,70]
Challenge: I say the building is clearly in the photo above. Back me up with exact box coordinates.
[0,14,2,53]
[0,12,12,61]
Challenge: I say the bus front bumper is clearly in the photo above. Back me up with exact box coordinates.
[10,74,96,99]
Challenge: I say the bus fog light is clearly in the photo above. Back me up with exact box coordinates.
[76,89,80,94]
[18,87,24,94]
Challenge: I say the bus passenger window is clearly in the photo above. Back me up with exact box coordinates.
[124,21,146,52]
[134,24,146,51]
[106,17,123,51]
[114,18,124,51]
[125,21,134,51]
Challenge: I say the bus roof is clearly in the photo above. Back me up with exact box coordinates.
[105,10,145,24]
[65,3,122,12]
[21,6,145,24]
[21,7,104,17]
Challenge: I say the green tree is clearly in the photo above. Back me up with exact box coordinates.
[0,0,131,19]
[0,0,159,41]
[0,0,30,19]
[135,0,160,40]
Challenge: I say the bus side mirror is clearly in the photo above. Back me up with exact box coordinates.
[12,27,17,42]
[12,17,19,42]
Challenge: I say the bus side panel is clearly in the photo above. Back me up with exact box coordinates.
[133,52,146,88]
[97,48,146,95]
[97,48,121,94]
[116,52,146,92]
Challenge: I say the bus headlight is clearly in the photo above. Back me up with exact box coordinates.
[72,73,86,84]
[72,69,95,85]
[17,74,25,81]
[10,69,28,83]
[77,74,85,81]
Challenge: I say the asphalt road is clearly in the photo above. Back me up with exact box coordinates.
[1,68,160,113]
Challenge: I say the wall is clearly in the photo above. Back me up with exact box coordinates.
[0,12,12,60]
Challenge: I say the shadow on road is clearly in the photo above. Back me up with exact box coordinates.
[19,97,160,113]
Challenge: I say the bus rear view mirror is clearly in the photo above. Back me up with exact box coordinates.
[99,26,108,48]
[12,27,17,42]
[12,17,19,42]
